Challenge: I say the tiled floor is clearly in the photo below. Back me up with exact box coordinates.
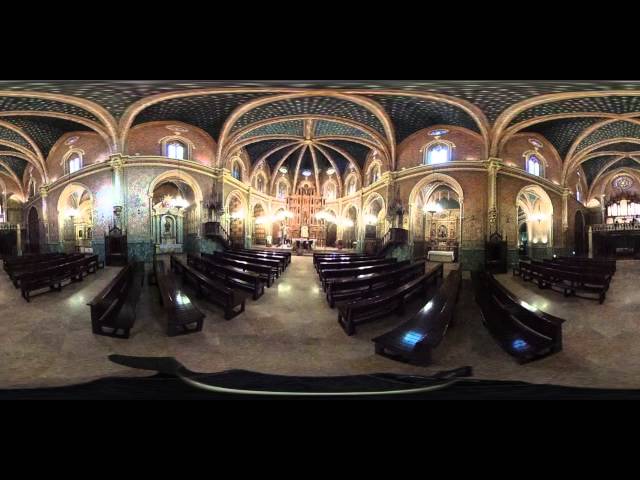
[1,256,639,390]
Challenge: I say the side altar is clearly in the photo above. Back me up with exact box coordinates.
[152,195,186,254]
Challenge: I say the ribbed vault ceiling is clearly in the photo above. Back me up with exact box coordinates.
[2,81,640,194]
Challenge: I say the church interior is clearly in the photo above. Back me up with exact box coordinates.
[2,80,640,399]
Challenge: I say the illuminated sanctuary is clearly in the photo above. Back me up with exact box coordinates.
[3,80,640,399]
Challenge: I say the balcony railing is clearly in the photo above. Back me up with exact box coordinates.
[592,223,640,232]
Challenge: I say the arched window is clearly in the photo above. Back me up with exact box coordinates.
[526,154,541,176]
[324,182,336,200]
[256,175,265,193]
[277,181,288,199]
[68,154,82,174]
[576,184,582,203]
[425,142,453,165]
[166,140,186,160]
[347,178,357,195]
[28,179,37,199]
[232,161,242,181]
[369,165,380,185]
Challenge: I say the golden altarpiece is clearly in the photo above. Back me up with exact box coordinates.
[285,181,326,244]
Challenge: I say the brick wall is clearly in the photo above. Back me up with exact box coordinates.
[397,126,485,170]
[125,121,217,166]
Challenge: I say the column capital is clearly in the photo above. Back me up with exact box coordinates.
[39,185,49,198]
[487,157,504,170]
[109,154,125,171]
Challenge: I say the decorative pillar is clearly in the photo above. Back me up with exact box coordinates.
[110,155,125,230]
[40,185,49,244]
[487,158,502,238]
[599,194,607,224]
[562,188,570,249]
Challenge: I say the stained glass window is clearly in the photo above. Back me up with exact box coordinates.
[527,155,541,176]
[613,175,633,190]
[232,161,242,180]
[256,175,265,192]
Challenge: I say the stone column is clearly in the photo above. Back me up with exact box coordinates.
[588,226,593,258]
[487,158,502,238]
[599,194,607,224]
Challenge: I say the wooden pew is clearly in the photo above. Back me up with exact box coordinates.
[237,248,291,266]
[316,257,395,273]
[3,253,66,274]
[226,250,287,272]
[326,262,432,308]
[519,260,609,303]
[336,266,442,336]
[473,271,565,364]
[171,255,248,319]
[556,256,616,272]
[542,259,614,281]
[372,269,462,366]
[20,255,101,302]
[320,260,410,290]
[313,253,376,268]
[9,253,85,286]
[190,254,265,300]
[154,260,205,337]
[87,262,144,339]
[213,251,280,280]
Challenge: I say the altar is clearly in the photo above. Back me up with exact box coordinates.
[427,250,455,262]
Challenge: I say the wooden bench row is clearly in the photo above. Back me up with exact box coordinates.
[473,271,565,363]
[320,259,408,290]
[313,252,378,268]
[336,264,443,336]
[316,257,394,274]
[3,252,67,274]
[171,255,249,319]
[373,269,461,366]
[87,262,144,339]
[541,259,614,281]
[155,259,205,337]
[9,253,88,287]
[514,260,609,303]
[212,251,279,283]
[325,261,431,308]
[194,254,265,300]
[20,254,103,302]
[234,248,291,268]
[555,256,616,272]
